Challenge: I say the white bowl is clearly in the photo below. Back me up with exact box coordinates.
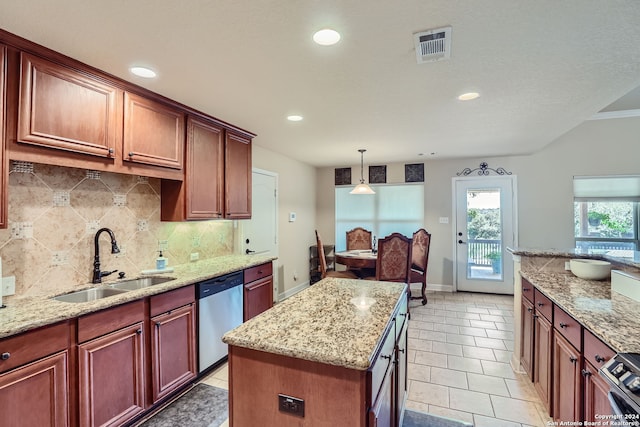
[569,259,611,280]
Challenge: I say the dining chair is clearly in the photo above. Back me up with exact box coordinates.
[346,227,373,251]
[315,230,358,280]
[409,228,431,305]
[373,233,412,283]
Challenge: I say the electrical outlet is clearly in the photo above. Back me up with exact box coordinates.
[190,252,200,262]
[158,240,169,251]
[278,394,304,417]
[565,261,571,270]
[2,276,16,296]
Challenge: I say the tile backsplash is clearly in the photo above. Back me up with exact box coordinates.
[0,162,235,299]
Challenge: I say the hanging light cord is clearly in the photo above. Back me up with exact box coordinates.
[358,149,366,183]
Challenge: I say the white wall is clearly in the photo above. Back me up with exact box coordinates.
[252,145,317,297]
[316,116,640,287]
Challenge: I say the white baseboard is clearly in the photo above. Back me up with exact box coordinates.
[410,283,454,293]
[278,280,310,302]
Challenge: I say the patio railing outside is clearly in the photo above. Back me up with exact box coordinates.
[468,239,501,266]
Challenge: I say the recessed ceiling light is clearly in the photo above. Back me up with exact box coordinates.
[287,115,303,122]
[130,66,157,78]
[313,29,341,46]
[458,92,480,101]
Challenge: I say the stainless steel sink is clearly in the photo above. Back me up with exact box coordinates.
[52,287,129,303]
[109,276,175,291]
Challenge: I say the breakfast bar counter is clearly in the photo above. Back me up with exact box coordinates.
[222,277,408,426]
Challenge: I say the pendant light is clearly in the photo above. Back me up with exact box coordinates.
[350,149,375,194]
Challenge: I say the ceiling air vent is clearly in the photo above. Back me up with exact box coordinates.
[414,26,451,64]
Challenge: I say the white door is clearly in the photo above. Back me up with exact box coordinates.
[241,169,278,298]
[453,176,517,294]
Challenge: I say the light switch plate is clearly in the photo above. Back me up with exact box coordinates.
[289,212,297,222]
[190,252,200,262]
[439,217,449,224]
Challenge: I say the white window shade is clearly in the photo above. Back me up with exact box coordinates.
[573,175,640,200]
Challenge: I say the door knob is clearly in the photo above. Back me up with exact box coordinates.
[246,249,255,254]
[458,239,466,244]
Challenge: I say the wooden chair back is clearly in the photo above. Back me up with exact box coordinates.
[411,228,431,274]
[346,227,373,250]
[315,230,329,278]
[375,232,412,282]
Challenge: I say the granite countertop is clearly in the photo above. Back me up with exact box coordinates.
[509,247,640,269]
[520,270,640,354]
[223,277,406,371]
[0,254,276,339]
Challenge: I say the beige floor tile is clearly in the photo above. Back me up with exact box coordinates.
[415,350,448,368]
[405,399,429,413]
[408,327,422,339]
[211,363,228,381]
[466,307,491,314]
[429,366,468,389]
[504,340,515,351]
[467,372,509,397]
[200,377,229,390]
[496,322,515,331]
[448,388,494,416]
[491,395,545,425]
[462,345,496,361]
[407,362,431,382]
[474,336,507,350]
[434,323,460,334]
[409,380,450,407]
[422,315,447,324]
[432,341,464,356]
[457,312,482,320]
[486,329,514,340]
[488,309,513,316]
[447,355,484,374]
[504,377,541,402]
[493,349,513,363]
[407,348,417,363]
[420,330,447,342]
[469,319,498,329]
[427,405,475,424]
[219,419,229,427]
[481,360,518,379]
[480,314,506,323]
[409,337,433,352]
[410,319,434,330]
[473,414,522,427]
[446,333,477,346]
[459,326,488,337]
[444,316,471,327]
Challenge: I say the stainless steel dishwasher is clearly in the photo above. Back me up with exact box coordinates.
[197,271,244,373]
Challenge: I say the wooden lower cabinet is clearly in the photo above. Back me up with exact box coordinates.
[244,262,273,321]
[0,43,7,229]
[0,351,69,426]
[150,302,197,403]
[78,322,146,427]
[582,359,611,422]
[533,310,553,415]
[369,363,394,427]
[553,331,581,423]
[520,296,534,380]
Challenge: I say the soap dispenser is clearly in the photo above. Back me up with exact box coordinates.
[156,251,167,270]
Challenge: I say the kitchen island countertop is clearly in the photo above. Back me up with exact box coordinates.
[223,277,407,370]
[0,254,276,339]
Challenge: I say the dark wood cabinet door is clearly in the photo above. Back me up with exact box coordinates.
[150,303,197,403]
[368,362,395,427]
[244,276,273,321]
[18,52,120,158]
[225,131,252,219]
[521,296,534,380]
[0,351,69,427]
[583,359,612,422]
[124,91,184,170]
[553,333,581,423]
[0,44,6,229]
[533,312,553,415]
[78,322,146,427]
[186,117,223,219]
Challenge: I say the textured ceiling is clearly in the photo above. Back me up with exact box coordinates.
[1,1,640,167]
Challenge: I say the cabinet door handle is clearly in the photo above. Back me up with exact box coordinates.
[533,314,539,319]
[0,352,10,360]
[527,307,533,313]
[582,369,592,377]
[128,152,134,157]
[559,322,568,328]
[523,288,530,292]
[398,348,405,354]
[569,356,578,364]
[108,148,114,155]
[595,354,605,363]
[381,354,392,360]
[537,302,544,307]
[136,329,143,334]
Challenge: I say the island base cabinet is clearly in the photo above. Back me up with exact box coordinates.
[228,346,367,426]
[369,365,394,427]
[0,351,69,427]
[552,333,581,423]
[533,312,553,415]
[78,322,146,427]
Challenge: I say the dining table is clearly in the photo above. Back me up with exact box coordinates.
[334,249,378,270]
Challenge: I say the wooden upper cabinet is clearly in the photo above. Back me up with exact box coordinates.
[123,91,184,170]
[225,131,252,219]
[18,52,121,158]
[0,44,6,229]
[186,117,224,218]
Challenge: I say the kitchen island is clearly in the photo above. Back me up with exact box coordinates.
[222,277,408,427]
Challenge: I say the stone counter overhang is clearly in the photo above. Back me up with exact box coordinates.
[222,278,407,371]
[508,247,640,270]
[519,268,640,354]
[0,254,276,339]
